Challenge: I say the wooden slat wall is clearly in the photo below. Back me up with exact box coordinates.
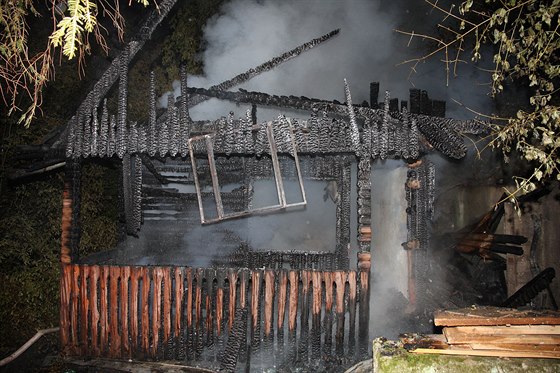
[60,264,369,364]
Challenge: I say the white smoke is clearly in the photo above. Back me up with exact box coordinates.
[159,0,493,121]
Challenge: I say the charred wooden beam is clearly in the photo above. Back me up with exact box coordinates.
[186,29,340,108]
[502,268,556,308]
[220,307,248,373]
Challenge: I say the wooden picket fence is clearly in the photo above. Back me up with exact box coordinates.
[60,264,369,366]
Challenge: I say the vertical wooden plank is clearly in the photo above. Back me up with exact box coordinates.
[288,271,299,364]
[194,268,203,358]
[323,271,334,355]
[251,271,261,331]
[163,267,172,345]
[263,270,275,364]
[263,270,275,338]
[311,271,322,360]
[70,264,80,355]
[250,270,262,367]
[227,270,238,332]
[237,270,248,366]
[186,268,193,328]
[90,266,100,356]
[195,268,203,329]
[277,271,288,332]
[60,264,72,353]
[99,266,109,355]
[204,268,214,347]
[120,266,130,357]
[358,270,370,356]
[240,270,247,309]
[152,267,163,358]
[185,268,194,360]
[141,267,150,356]
[174,267,184,338]
[334,271,346,356]
[347,271,357,357]
[276,270,288,355]
[109,266,121,358]
[130,267,140,356]
[407,249,416,307]
[299,270,310,363]
[216,270,224,337]
[288,271,299,333]
[80,265,89,356]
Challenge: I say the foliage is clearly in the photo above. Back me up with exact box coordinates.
[159,0,225,83]
[79,162,119,256]
[0,162,118,356]
[50,0,148,60]
[398,0,560,197]
[1,0,149,128]
[0,0,53,128]
[0,175,63,355]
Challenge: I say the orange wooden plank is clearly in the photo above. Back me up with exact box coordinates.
[411,346,560,359]
[70,264,80,354]
[216,272,224,336]
[89,266,100,356]
[277,271,287,331]
[435,307,560,327]
[186,268,193,328]
[80,266,89,356]
[174,267,184,338]
[141,267,150,355]
[152,267,163,357]
[163,268,172,344]
[312,271,322,317]
[120,266,130,356]
[288,271,299,332]
[264,270,275,337]
[228,270,238,332]
[59,264,72,353]
[99,266,109,355]
[129,267,140,354]
[251,271,262,329]
[109,266,121,358]
[444,327,560,345]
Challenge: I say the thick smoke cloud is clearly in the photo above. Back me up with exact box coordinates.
[161,0,493,121]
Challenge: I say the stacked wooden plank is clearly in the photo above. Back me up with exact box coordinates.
[410,306,560,359]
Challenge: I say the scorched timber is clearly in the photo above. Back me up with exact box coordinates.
[435,306,560,327]
[186,29,340,108]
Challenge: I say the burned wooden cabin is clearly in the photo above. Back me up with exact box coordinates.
[11,1,488,371]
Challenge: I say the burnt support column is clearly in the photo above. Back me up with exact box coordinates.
[335,158,352,269]
[369,82,379,109]
[404,159,435,312]
[356,154,371,357]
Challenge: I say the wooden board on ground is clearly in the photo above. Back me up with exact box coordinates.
[434,307,560,327]
[443,327,560,345]
[411,346,560,359]
[445,325,560,335]
[468,343,560,352]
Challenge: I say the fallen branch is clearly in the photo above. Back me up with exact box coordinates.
[0,327,59,367]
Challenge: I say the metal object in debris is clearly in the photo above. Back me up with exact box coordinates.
[188,121,306,224]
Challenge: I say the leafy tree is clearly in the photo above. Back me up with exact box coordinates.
[1,0,148,127]
[398,0,559,196]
